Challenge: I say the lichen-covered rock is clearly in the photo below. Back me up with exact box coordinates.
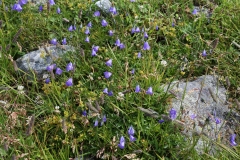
[16,45,74,79]
[161,75,234,154]
[95,0,111,13]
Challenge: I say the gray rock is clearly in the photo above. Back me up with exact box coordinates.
[16,45,74,79]
[30,0,47,5]
[161,75,234,154]
[95,0,111,13]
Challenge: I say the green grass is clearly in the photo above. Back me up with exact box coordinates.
[0,0,240,159]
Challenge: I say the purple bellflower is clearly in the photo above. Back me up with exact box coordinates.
[135,85,140,93]
[49,0,55,6]
[230,134,237,146]
[45,78,50,84]
[62,38,67,45]
[50,38,57,45]
[156,25,159,31]
[12,4,22,12]
[85,36,90,43]
[101,19,108,27]
[94,119,99,127]
[146,87,153,95]
[55,68,62,75]
[202,50,207,57]
[128,126,135,135]
[103,88,108,94]
[131,27,136,34]
[104,71,112,79]
[92,45,99,52]
[66,78,73,86]
[158,119,165,123]
[18,0,28,6]
[109,6,117,15]
[107,90,113,96]
[137,52,142,58]
[68,25,74,31]
[93,11,100,17]
[87,22,92,28]
[85,27,90,35]
[135,27,140,33]
[129,135,136,142]
[91,49,97,56]
[143,41,150,50]
[105,59,112,67]
[192,8,198,15]
[118,136,125,149]
[169,108,177,120]
[109,30,114,36]
[115,39,121,46]
[57,7,60,14]
[131,69,135,75]
[82,110,87,116]
[144,32,148,39]
[215,117,221,124]
[66,62,74,71]
[119,43,125,49]
[46,64,56,71]
[39,5,43,12]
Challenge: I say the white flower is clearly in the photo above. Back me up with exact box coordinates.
[161,60,167,67]
[17,85,24,91]
[42,73,49,79]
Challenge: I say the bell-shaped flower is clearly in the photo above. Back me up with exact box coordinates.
[85,27,90,35]
[129,135,136,142]
[94,119,99,127]
[135,85,140,93]
[49,0,55,6]
[91,49,97,56]
[115,39,121,46]
[39,5,43,12]
[230,134,237,146]
[109,30,114,36]
[50,38,57,45]
[87,22,92,28]
[101,19,108,27]
[137,52,141,58]
[18,0,28,6]
[104,71,112,79]
[93,11,100,17]
[202,50,207,57]
[143,41,150,50]
[107,90,113,96]
[105,59,112,67]
[85,36,90,43]
[109,6,117,15]
[66,62,74,71]
[144,32,148,39]
[62,38,67,45]
[57,7,60,14]
[169,108,177,120]
[65,78,73,87]
[45,78,50,84]
[128,126,135,135]
[55,67,62,75]
[103,88,108,94]
[146,87,153,95]
[118,136,125,149]
[119,43,125,49]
